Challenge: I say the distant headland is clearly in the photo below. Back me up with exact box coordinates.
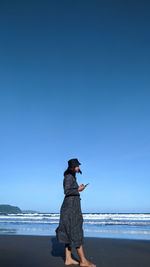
[0,204,22,214]
[0,205,39,214]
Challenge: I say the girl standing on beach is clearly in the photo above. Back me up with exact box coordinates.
[55,158,96,267]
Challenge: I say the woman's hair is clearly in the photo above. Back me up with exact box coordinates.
[63,167,76,177]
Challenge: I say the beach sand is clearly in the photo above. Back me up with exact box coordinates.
[0,234,150,267]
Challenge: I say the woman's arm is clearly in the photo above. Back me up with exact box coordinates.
[78,184,86,192]
[63,175,79,195]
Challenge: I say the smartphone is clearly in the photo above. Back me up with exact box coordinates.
[84,183,89,187]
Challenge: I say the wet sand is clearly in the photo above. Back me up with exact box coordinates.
[0,234,150,267]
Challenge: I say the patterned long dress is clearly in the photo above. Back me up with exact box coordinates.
[55,173,84,248]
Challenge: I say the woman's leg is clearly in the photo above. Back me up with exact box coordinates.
[76,245,86,263]
[64,243,79,265]
[65,243,71,261]
[76,245,96,266]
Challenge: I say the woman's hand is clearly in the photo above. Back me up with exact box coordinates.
[78,184,86,192]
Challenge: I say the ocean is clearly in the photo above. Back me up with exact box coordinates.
[0,212,150,240]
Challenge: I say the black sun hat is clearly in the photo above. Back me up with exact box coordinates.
[68,158,81,168]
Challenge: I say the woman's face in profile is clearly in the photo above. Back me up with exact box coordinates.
[75,166,80,172]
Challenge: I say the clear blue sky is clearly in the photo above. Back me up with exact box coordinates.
[0,1,150,213]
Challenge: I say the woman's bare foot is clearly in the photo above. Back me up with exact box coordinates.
[65,258,79,265]
[80,259,96,267]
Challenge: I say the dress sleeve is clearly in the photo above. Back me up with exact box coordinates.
[63,175,79,196]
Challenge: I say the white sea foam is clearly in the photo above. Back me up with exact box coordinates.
[1,213,150,239]
[1,213,150,223]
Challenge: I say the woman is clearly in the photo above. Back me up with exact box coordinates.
[55,158,96,267]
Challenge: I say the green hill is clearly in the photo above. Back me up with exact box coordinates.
[0,204,22,214]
